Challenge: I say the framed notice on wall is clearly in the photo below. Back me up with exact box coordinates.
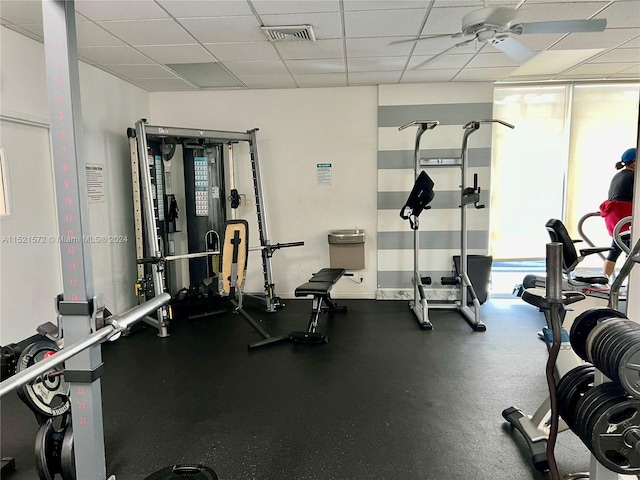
[317,163,332,186]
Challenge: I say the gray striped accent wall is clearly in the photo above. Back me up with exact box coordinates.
[377,83,495,296]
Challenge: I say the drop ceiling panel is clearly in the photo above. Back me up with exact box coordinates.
[613,63,640,75]
[454,66,515,81]
[401,69,459,83]
[514,33,566,52]
[408,53,474,69]
[343,1,430,11]
[589,48,640,63]
[562,61,638,75]
[253,1,341,15]
[157,1,254,18]
[551,28,640,50]
[134,78,197,91]
[514,2,609,23]
[620,35,640,48]
[594,1,640,29]
[466,52,520,68]
[167,62,243,87]
[344,9,427,38]
[96,19,193,46]
[12,23,43,39]
[204,42,280,62]
[350,71,403,85]
[235,74,296,89]
[347,56,409,72]
[294,72,347,87]
[412,36,479,55]
[76,23,126,47]
[223,60,289,76]
[276,39,344,60]
[261,12,343,39]
[75,0,169,21]
[136,44,214,64]
[346,37,415,57]
[421,6,478,36]
[0,0,42,24]
[105,64,177,79]
[285,58,345,74]
[179,17,265,43]
[78,46,155,65]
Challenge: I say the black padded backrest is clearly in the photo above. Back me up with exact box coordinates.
[400,171,435,221]
[545,218,578,270]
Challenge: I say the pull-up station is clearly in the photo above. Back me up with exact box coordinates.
[399,118,514,331]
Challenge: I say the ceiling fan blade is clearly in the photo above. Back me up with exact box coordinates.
[491,36,536,62]
[412,38,475,69]
[389,33,458,45]
[517,18,607,35]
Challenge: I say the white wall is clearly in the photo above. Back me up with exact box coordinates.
[0,26,149,344]
[150,87,379,299]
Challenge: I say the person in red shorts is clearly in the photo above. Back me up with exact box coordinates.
[600,147,636,279]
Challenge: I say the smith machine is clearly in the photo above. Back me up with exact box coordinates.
[128,121,303,336]
[399,119,514,331]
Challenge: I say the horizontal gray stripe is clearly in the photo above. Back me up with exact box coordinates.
[379,103,493,128]
[378,147,491,169]
[377,230,489,249]
[379,189,490,210]
[378,270,455,289]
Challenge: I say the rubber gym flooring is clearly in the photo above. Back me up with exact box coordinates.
[1,297,596,480]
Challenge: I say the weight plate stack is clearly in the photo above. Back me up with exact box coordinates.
[557,364,596,430]
[16,341,70,419]
[570,308,627,362]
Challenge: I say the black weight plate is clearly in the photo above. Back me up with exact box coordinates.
[586,319,618,364]
[557,365,595,428]
[575,383,622,446]
[584,390,628,450]
[589,396,640,474]
[620,344,640,399]
[594,322,637,380]
[607,327,640,385]
[144,464,219,480]
[35,419,55,480]
[17,341,70,418]
[60,420,75,480]
[572,309,627,362]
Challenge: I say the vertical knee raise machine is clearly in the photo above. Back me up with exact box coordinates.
[399,119,514,331]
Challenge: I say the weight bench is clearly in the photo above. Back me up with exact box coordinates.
[249,268,347,349]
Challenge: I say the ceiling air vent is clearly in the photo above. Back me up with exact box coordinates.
[261,25,316,42]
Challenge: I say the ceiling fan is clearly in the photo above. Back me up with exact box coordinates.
[395,6,607,69]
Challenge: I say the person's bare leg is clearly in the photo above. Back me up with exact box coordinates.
[604,259,616,278]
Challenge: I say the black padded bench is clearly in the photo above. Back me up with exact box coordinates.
[292,268,347,343]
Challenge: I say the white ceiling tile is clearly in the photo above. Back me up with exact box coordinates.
[103,64,177,79]
[551,28,640,50]
[421,6,478,36]
[347,56,409,72]
[346,37,415,57]
[136,45,215,64]
[557,73,616,79]
[401,68,457,82]
[276,38,344,59]
[78,46,155,64]
[179,16,265,43]
[261,12,343,40]
[511,49,603,75]
[134,78,197,91]
[514,2,609,24]
[465,52,520,68]
[76,23,126,47]
[167,62,243,87]
[610,63,640,76]
[589,48,640,63]
[349,71,402,84]
[234,74,296,89]
[0,0,42,24]
[562,61,638,75]
[344,1,435,12]
[223,60,289,76]
[595,1,640,29]
[295,72,347,87]
[13,23,43,38]
[409,52,474,69]
[75,0,169,21]
[620,35,640,48]
[157,1,253,18]
[204,42,280,62]
[515,33,566,52]
[253,1,341,15]
[344,9,427,38]
[97,19,193,46]
[412,36,480,55]
[286,58,345,74]
[453,66,515,81]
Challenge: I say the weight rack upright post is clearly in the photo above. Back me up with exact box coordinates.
[41,0,109,477]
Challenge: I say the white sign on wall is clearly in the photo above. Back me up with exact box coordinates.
[86,163,105,202]
[317,163,332,186]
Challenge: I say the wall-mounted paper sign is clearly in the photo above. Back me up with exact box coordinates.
[317,163,332,186]
[86,163,105,202]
